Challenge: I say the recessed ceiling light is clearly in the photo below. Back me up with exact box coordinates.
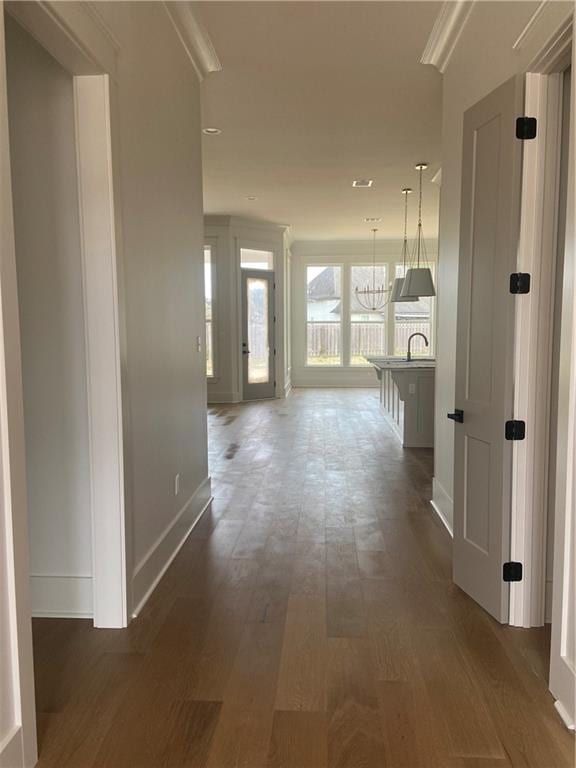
[364,217,381,222]
[352,179,373,188]
[246,196,258,201]
[202,127,221,135]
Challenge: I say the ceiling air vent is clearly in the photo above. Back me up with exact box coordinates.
[352,179,373,188]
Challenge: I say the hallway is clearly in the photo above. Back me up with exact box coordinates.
[32,390,573,767]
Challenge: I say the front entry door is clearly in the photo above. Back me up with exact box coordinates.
[241,269,275,400]
[453,76,524,622]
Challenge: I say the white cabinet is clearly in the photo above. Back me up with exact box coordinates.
[367,358,435,448]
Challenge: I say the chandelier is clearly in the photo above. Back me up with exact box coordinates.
[354,227,390,312]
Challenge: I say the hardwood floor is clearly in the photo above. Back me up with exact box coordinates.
[32,389,574,767]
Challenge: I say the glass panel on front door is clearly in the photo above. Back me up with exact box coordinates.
[247,277,270,384]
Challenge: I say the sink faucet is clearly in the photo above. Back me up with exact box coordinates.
[407,332,429,362]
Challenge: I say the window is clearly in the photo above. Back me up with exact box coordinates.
[302,260,435,368]
[306,265,342,365]
[240,248,274,270]
[350,264,388,365]
[204,246,214,377]
[393,264,434,357]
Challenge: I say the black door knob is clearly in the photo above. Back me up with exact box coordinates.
[447,409,464,423]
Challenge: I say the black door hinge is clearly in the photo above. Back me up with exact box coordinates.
[503,561,523,582]
[505,420,526,440]
[516,116,537,140]
[510,272,531,294]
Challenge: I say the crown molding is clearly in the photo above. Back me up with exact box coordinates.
[512,0,549,50]
[164,2,221,81]
[420,1,476,73]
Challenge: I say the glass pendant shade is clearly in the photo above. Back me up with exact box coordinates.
[390,277,418,303]
[401,266,436,298]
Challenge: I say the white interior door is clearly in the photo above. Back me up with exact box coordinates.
[242,269,276,400]
[452,76,524,623]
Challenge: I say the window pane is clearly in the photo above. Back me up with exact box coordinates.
[241,248,273,270]
[394,264,434,357]
[350,264,387,365]
[247,277,269,383]
[306,265,341,365]
[204,246,213,377]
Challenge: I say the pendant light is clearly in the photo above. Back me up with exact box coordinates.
[354,228,389,311]
[390,187,419,303]
[401,163,436,298]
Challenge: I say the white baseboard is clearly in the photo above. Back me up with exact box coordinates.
[131,476,212,617]
[554,699,575,731]
[207,391,241,404]
[30,574,93,618]
[431,477,454,536]
[0,725,24,768]
[291,365,379,389]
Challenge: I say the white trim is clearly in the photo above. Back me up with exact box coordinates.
[0,725,23,768]
[0,10,38,766]
[549,44,575,733]
[431,477,454,536]
[554,700,576,731]
[131,477,212,616]
[420,1,476,74]
[208,392,242,404]
[530,14,573,74]
[5,0,118,79]
[292,366,379,389]
[510,73,563,629]
[29,575,93,619]
[74,75,127,629]
[163,2,221,81]
[513,1,550,50]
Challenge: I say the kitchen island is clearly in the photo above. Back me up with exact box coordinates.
[366,356,435,448]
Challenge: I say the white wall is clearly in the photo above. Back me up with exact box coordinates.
[87,3,211,613]
[1,2,212,758]
[205,215,287,403]
[432,0,573,531]
[5,16,92,618]
[290,238,437,388]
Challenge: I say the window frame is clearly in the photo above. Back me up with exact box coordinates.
[302,258,436,369]
[349,262,389,366]
[305,262,344,367]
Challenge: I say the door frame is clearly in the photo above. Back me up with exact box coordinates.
[1,2,128,760]
[510,19,573,629]
[4,1,128,630]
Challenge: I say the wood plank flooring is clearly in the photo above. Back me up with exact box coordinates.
[33,389,574,767]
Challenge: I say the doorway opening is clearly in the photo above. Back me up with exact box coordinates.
[4,6,126,631]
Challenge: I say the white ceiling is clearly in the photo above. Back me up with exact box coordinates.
[196,2,443,241]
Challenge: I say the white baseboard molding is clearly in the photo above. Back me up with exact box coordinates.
[431,477,454,537]
[554,699,575,731]
[291,365,379,389]
[131,476,212,617]
[207,391,241,404]
[0,725,24,768]
[30,574,93,618]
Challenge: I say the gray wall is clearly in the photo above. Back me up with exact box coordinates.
[6,16,92,612]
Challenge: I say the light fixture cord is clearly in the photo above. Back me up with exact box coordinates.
[402,192,409,271]
[417,166,423,268]
[372,228,377,310]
